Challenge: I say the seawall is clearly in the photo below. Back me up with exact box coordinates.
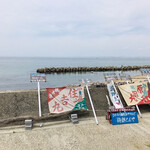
[1,85,150,127]
[0,86,109,121]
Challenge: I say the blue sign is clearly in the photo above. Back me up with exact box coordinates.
[30,73,46,82]
[111,111,138,125]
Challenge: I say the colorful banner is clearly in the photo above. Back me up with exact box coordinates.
[46,86,87,113]
[118,82,150,106]
[107,83,124,109]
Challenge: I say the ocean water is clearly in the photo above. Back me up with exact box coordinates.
[0,57,150,90]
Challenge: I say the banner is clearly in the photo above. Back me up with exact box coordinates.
[46,86,87,113]
[107,83,124,109]
[118,82,150,106]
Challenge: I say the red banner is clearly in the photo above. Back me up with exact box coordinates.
[46,86,87,113]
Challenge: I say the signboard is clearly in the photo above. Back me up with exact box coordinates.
[46,86,88,113]
[107,107,135,113]
[30,73,46,117]
[140,68,150,75]
[118,82,150,106]
[104,73,118,82]
[30,73,46,82]
[107,83,124,109]
[111,111,138,125]
[119,73,131,81]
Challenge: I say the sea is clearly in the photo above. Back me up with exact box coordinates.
[1,57,150,91]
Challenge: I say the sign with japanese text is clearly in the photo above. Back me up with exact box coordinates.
[111,111,138,125]
[104,73,118,82]
[30,73,46,82]
[140,68,150,75]
[107,107,135,113]
[119,73,131,81]
[107,83,124,109]
[118,82,150,106]
[46,86,88,113]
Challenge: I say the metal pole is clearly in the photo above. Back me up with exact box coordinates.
[38,81,42,117]
[86,85,99,125]
[111,80,118,95]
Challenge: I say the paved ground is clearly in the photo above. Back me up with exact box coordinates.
[0,113,150,150]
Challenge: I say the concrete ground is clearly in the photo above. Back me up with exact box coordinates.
[0,113,150,150]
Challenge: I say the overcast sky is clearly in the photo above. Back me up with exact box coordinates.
[0,0,150,57]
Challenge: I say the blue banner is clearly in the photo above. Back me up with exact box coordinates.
[111,111,138,125]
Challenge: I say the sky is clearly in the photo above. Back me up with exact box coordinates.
[0,0,150,57]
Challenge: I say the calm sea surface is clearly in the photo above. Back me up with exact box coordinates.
[0,57,150,90]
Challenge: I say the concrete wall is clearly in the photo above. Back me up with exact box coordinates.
[0,86,109,120]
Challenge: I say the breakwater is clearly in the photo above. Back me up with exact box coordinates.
[37,65,150,73]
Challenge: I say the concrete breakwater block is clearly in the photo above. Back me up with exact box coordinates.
[37,65,150,73]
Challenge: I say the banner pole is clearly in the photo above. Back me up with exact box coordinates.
[86,85,99,125]
[106,95,111,107]
[147,75,150,84]
[111,80,119,96]
[136,105,142,118]
[38,81,42,117]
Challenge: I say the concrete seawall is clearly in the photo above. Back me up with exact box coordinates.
[1,86,150,128]
[0,86,109,120]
